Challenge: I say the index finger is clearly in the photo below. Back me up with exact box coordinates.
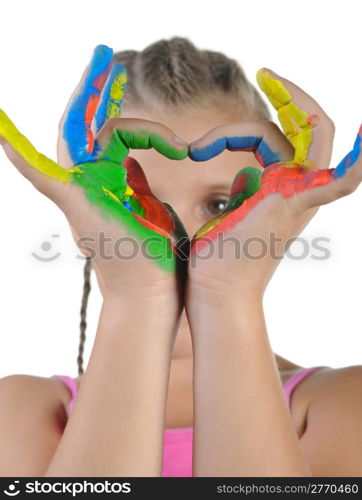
[95,117,189,164]
[189,120,294,166]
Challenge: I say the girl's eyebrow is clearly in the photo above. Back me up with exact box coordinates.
[201,182,232,192]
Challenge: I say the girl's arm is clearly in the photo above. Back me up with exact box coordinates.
[0,45,188,476]
[44,291,176,476]
[189,290,311,476]
[186,68,362,476]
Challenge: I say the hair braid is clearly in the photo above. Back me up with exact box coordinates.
[77,256,92,376]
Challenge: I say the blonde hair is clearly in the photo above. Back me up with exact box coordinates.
[112,37,271,119]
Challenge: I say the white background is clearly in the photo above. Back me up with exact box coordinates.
[0,0,361,378]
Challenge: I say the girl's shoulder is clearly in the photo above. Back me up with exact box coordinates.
[283,365,362,437]
[296,364,362,404]
[290,365,362,475]
[285,364,362,400]
[0,373,68,423]
[0,373,68,398]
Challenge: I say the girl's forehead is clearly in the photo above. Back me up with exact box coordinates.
[121,104,252,141]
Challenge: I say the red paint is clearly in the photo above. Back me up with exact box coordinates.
[84,65,111,154]
[123,157,176,241]
[124,157,153,195]
[93,65,111,92]
[255,150,266,167]
[191,163,335,254]
[307,114,320,127]
[230,173,247,197]
[85,94,99,153]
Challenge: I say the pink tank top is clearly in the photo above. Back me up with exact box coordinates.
[52,365,327,477]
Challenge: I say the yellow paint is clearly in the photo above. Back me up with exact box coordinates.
[0,109,72,182]
[124,184,134,196]
[107,72,127,119]
[195,212,229,238]
[102,186,121,203]
[256,69,314,169]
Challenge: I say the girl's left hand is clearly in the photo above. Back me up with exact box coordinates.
[187,68,362,300]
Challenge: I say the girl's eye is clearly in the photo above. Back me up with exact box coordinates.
[204,197,230,216]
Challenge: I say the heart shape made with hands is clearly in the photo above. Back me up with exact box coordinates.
[0,44,361,272]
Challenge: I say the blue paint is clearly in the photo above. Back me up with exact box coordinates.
[63,45,113,164]
[94,63,127,133]
[333,128,361,178]
[189,135,280,165]
[123,200,134,211]
[92,139,103,159]
[190,137,226,161]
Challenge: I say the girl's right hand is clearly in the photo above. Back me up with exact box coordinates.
[0,45,189,300]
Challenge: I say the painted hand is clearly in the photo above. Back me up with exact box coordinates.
[0,45,189,296]
[187,68,362,296]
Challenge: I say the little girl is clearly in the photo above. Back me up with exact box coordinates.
[0,38,361,477]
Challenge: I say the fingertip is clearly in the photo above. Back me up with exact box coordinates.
[162,133,188,159]
[172,133,188,148]
[262,67,280,77]
[93,44,113,55]
[189,137,226,162]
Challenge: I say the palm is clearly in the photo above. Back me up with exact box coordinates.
[56,45,188,274]
[187,68,362,291]
[0,45,189,280]
[0,45,192,303]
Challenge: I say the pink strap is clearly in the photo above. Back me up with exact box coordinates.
[283,366,328,408]
[52,375,78,413]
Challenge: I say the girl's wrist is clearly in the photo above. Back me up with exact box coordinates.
[187,280,264,311]
[186,287,265,342]
[99,290,181,342]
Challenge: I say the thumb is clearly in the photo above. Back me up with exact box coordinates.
[226,166,262,212]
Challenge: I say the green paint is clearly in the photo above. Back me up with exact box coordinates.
[224,167,262,213]
[72,162,176,271]
[71,127,188,272]
[98,129,188,163]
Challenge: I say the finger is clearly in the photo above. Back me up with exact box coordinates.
[95,117,188,164]
[256,68,334,170]
[189,121,294,167]
[292,124,362,211]
[0,109,71,203]
[333,124,362,179]
[59,45,114,166]
[93,63,127,135]
[228,166,262,207]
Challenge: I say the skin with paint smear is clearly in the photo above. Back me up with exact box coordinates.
[0,44,361,303]
[1,44,362,477]
[0,45,189,273]
[189,68,362,246]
